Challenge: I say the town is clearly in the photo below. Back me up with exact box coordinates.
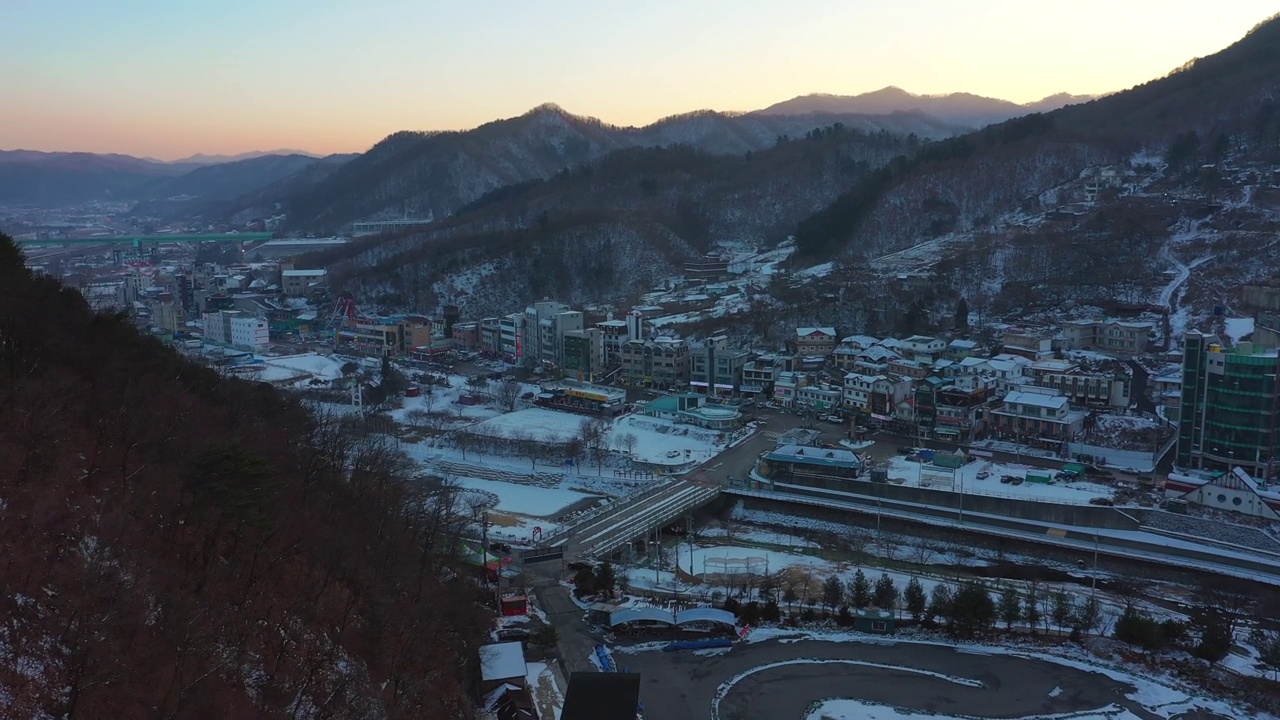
[20,225,1280,720]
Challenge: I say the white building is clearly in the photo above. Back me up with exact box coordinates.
[230,315,270,349]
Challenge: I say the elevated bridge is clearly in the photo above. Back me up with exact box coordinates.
[16,232,273,248]
[535,478,721,561]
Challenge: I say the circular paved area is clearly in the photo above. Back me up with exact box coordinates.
[616,635,1231,720]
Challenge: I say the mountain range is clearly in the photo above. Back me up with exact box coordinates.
[302,13,1280,339]
[757,87,1097,125]
[0,88,1085,211]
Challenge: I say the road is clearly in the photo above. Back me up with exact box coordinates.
[620,636,1221,720]
[528,573,601,675]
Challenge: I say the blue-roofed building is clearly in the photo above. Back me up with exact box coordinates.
[757,444,864,483]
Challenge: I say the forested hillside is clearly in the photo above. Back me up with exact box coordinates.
[263,104,960,233]
[0,235,488,718]
[302,125,912,316]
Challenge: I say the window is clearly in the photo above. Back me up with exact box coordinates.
[1217,493,1227,503]
[1232,497,1242,506]
[871,620,887,631]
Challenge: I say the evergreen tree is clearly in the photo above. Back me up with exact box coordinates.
[873,573,898,612]
[1074,596,1101,636]
[1191,607,1233,663]
[950,581,996,638]
[595,560,616,600]
[850,569,871,609]
[904,578,927,622]
[1023,582,1042,634]
[1050,591,1074,633]
[926,584,953,626]
[822,574,845,612]
[998,583,1022,630]
[953,296,970,330]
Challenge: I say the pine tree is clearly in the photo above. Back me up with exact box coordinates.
[822,574,844,612]
[850,569,871,609]
[998,583,1022,630]
[873,573,898,612]
[904,578,927,622]
[953,296,970,329]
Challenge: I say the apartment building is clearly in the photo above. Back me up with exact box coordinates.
[1177,331,1280,479]
[1062,318,1154,354]
[620,337,689,389]
[741,353,792,396]
[795,327,838,356]
[595,319,630,364]
[281,268,326,296]
[689,335,753,395]
[203,310,270,350]
[990,389,1087,441]
[562,328,604,379]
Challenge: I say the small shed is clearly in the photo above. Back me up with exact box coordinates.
[852,609,897,634]
[500,595,528,617]
[479,641,527,687]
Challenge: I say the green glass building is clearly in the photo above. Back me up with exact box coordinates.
[1177,331,1280,480]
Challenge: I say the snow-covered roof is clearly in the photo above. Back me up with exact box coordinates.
[282,269,326,277]
[1003,391,1067,410]
[948,339,978,349]
[797,327,836,337]
[609,607,675,626]
[840,334,879,348]
[958,357,987,368]
[479,642,526,681]
[675,608,737,626]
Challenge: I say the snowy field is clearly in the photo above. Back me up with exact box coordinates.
[246,352,347,384]
[612,414,725,465]
[467,407,592,442]
[453,475,594,517]
[888,457,1114,505]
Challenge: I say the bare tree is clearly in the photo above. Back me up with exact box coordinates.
[615,432,638,459]
[580,417,610,474]
[494,381,521,413]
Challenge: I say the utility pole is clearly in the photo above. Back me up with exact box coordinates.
[1091,533,1099,599]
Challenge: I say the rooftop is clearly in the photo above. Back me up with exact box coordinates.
[766,444,863,469]
[479,642,526,682]
[1003,390,1068,410]
[797,327,837,337]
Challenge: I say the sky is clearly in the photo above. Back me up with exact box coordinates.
[2,1,1276,160]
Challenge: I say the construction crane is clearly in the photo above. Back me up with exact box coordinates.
[326,293,358,333]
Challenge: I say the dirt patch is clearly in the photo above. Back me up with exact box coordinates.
[486,512,521,527]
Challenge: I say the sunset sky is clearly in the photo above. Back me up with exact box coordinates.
[3,1,1276,160]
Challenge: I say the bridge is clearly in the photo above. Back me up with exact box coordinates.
[529,478,721,562]
[15,232,274,248]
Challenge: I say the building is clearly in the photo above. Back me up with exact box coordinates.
[1177,332,1280,480]
[538,381,627,416]
[336,316,432,356]
[281,268,327,296]
[1001,330,1054,361]
[741,354,790,397]
[773,371,806,407]
[899,335,946,359]
[451,321,480,351]
[796,384,842,412]
[229,314,269,349]
[843,373,881,412]
[757,444,864,483]
[595,319,630,365]
[562,328,604,379]
[684,252,730,281]
[989,389,1087,442]
[620,337,689,389]
[932,386,992,441]
[351,218,434,236]
[1038,370,1130,408]
[521,301,571,366]
[689,335,753,396]
[642,393,742,430]
[499,314,524,362]
[1063,319,1155,354]
[795,327,838,356]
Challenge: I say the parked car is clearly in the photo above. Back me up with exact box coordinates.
[1011,476,1025,486]
[999,475,1015,484]
[823,415,844,424]
[496,628,531,641]
[1089,497,1115,506]
[976,471,991,480]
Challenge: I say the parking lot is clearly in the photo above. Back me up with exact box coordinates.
[618,635,1228,720]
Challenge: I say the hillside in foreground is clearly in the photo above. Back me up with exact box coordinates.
[0,235,488,718]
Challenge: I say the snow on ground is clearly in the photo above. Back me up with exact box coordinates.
[803,698,1140,720]
[524,661,564,720]
[1224,317,1255,344]
[794,262,835,279]
[613,414,725,465]
[888,457,1114,505]
[246,352,347,384]
[1091,414,1159,433]
[453,476,594,517]
[698,526,821,549]
[732,630,1261,720]
[468,408,592,442]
